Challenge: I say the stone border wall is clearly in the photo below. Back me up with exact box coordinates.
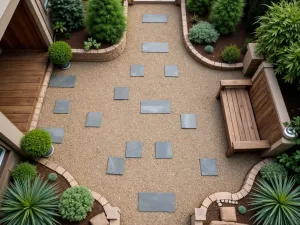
[37,158,121,225]
[71,0,128,62]
[180,0,243,71]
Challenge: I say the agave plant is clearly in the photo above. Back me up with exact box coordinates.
[0,177,60,225]
[249,176,300,225]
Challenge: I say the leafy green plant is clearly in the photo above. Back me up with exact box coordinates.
[86,0,126,44]
[64,32,71,39]
[204,45,214,54]
[59,186,94,222]
[21,129,52,157]
[221,45,240,63]
[187,0,211,16]
[189,21,220,44]
[52,21,67,34]
[48,41,72,65]
[84,38,101,51]
[0,177,59,225]
[238,205,247,215]
[278,150,300,173]
[249,176,300,225]
[190,14,200,24]
[48,173,58,182]
[12,162,37,181]
[260,162,288,181]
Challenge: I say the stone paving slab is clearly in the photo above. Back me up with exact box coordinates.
[140,100,170,114]
[138,192,175,212]
[142,42,168,53]
[155,142,172,159]
[165,65,179,77]
[114,87,129,100]
[49,75,76,88]
[130,65,144,77]
[53,100,70,114]
[126,141,143,158]
[107,157,125,175]
[181,114,196,129]
[86,112,102,127]
[200,158,218,176]
[40,128,64,144]
[143,14,168,23]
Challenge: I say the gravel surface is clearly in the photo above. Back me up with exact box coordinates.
[38,4,261,225]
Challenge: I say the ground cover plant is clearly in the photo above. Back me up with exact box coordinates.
[260,162,288,181]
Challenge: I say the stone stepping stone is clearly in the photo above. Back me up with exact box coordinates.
[142,14,168,23]
[140,100,170,114]
[40,128,64,144]
[86,112,102,128]
[126,141,143,158]
[53,100,70,114]
[181,114,196,129]
[138,192,175,212]
[200,158,218,176]
[165,65,179,77]
[142,42,168,53]
[106,157,124,175]
[114,87,129,100]
[155,142,172,159]
[130,65,144,77]
[49,75,76,88]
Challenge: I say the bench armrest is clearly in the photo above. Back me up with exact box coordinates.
[216,80,252,99]
[232,140,270,150]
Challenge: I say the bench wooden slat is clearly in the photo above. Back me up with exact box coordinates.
[226,89,241,141]
[221,80,252,88]
[232,140,270,150]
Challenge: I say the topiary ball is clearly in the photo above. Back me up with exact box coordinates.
[12,162,37,181]
[260,162,288,182]
[48,173,58,182]
[221,44,240,63]
[238,205,247,215]
[189,21,220,44]
[204,45,214,54]
[48,41,72,65]
[21,129,52,157]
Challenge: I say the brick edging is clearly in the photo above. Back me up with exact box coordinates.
[180,0,243,71]
[36,158,121,224]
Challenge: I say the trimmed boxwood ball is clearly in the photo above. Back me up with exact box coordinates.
[21,129,52,157]
[189,21,220,44]
[48,173,58,182]
[187,0,211,16]
[238,205,247,215]
[12,162,37,181]
[221,45,240,63]
[48,41,72,65]
[204,45,214,54]
[260,162,288,181]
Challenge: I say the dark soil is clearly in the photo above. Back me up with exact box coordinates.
[36,163,105,225]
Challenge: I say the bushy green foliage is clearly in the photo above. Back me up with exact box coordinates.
[85,0,126,44]
[278,150,300,173]
[189,21,219,44]
[12,162,37,181]
[238,205,247,215]
[221,45,240,63]
[52,21,67,34]
[0,177,59,225]
[249,176,300,225]
[204,45,214,54]
[50,0,85,31]
[260,162,288,181]
[59,186,94,222]
[210,0,245,34]
[21,129,52,157]
[84,38,101,51]
[187,0,211,16]
[48,173,58,182]
[48,41,72,65]
[190,14,201,24]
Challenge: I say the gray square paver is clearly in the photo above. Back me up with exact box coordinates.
[200,158,218,176]
[181,114,197,129]
[142,14,168,23]
[106,157,125,175]
[49,75,76,88]
[40,128,64,144]
[53,100,70,114]
[142,42,168,53]
[140,100,170,114]
[165,65,179,77]
[130,65,144,77]
[126,141,143,158]
[138,192,175,212]
[114,87,129,100]
[155,142,172,159]
[86,112,102,128]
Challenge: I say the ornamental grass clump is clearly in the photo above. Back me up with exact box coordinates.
[187,0,211,16]
[260,162,288,181]
[221,45,240,63]
[189,21,219,44]
[12,162,37,181]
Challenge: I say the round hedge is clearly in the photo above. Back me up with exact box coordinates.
[48,173,58,182]
[238,205,247,215]
[48,41,72,65]
[221,45,240,63]
[12,162,37,181]
[189,21,220,44]
[260,162,288,181]
[21,129,52,157]
[204,45,214,54]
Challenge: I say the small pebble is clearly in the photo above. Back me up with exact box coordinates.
[218,203,222,207]
[225,200,229,203]
[217,200,220,203]
[229,200,232,204]
[221,200,224,203]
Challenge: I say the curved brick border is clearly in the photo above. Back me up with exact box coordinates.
[180,0,243,71]
[191,158,276,224]
[36,158,121,225]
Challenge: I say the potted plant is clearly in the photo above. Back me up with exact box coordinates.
[21,129,54,158]
[48,41,72,69]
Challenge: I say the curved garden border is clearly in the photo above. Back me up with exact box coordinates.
[180,0,243,71]
[36,158,121,225]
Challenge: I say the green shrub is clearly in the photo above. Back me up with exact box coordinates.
[221,45,240,63]
[210,0,245,35]
[12,162,37,181]
[189,21,219,44]
[238,205,247,215]
[21,129,52,157]
[48,173,58,182]
[84,38,101,51]
[59,186,94,222]
[50,0,85,31]
[278,150,300,173]
[85,0,126,44]
[249,176,300,225]
[52,21,67,34]
[260,162,288,181]
[187,0,211,16]
[48,41,72,65]
[0,177,59,225]
[204,45,214,54]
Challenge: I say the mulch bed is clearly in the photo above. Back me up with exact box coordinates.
[36,163,105,225]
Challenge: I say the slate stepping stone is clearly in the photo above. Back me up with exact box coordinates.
[53,100,70,114]
[126,141,143,158]
[86,112,102,128]
[114,87,129,100]
[138,192,176,212]
[49,75,76,88]
[106,157,125,175]
[200,158,218,176]
[140,100,170,114]
[142,42,168,53]
[165,65,179,77]
[181,114,196,129]
[40,128,64,144]
[130,65,144,77]
[155,142,172,159]
[142,14,168,23]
